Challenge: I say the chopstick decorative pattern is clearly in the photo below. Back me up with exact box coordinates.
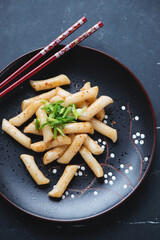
[40,16,87,55]
[0,21,103,98]
[0,16,87,90]
[54,21,103,59]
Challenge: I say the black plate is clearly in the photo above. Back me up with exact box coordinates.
[0,45,156,222]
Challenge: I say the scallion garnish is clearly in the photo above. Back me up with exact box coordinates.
[37,100,85,139]
[35,118,40,131]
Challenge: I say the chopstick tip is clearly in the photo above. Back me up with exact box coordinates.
[98,21,103,27]
[82,16,87,22]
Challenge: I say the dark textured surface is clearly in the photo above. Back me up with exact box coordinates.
[0,0,160,239]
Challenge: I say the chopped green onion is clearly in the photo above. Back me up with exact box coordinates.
[62,106,72,118]
[56,100,64,104]
[71,104,78,120]
[41,100,48,104]
[56,127,65,137]
[39,122,49,129]
[60,107,66,115]
[39,100,86,139]
[77,107,86,117]
[35,118,40,131]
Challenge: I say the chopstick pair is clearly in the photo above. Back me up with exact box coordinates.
[0,17,103,98]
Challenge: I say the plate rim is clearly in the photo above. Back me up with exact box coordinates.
[0,45,157,222]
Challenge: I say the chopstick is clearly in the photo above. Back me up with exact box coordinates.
[0,21,103,98]
[0,16,87,90]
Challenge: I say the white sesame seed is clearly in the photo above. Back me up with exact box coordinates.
[104,179,108,184]
[136,132,140,137]
[134,139,139,144]
[112,176,116,181]
[102,141,106,145]
[109,180,113,185]
[140,140,144,145]
[132,134,136,139]
[98,139,102,143]
[135,116,139,121]
[121,106,126,110]
[65,191,69,196]
[104,174,108,178]
[141,134,145,139]
[94,191,98,195]
[129,166,133,171]
[144,157,148,161]
[71,194,74,198]
[110,153,115,158]
[108,172,113,176]
[75,172,78,176]
[81,166,85,171]
[101,145,105,149]
[78,171,83,176]
[104,115,108,119]
[52,169,57,174]
[62,195,65,199]
[125,169,129,174]
[124,184,127,189]
[120,164,124,169]
[103,120,107,124]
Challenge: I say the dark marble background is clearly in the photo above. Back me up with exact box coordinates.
[0,0,160,239]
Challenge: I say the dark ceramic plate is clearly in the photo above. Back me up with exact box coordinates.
[0,45,156,222]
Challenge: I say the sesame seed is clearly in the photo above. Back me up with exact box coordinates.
[71,194,74,198]
[101,145,105,149]
[121,106,126,110]
[129,166,133,171]
[140,140,144,145]
[98,139,102,143]
[65,191,69,196]
[102,141,106,145]
[104,174,108,178]
[104,115,108,119]
[94,191,98,195]
[103,120,107,124]
[124,184,127,189]
[75,172,78,176]
[136,132,140,137]
[132,134,136,139]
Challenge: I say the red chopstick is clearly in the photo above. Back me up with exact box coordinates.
[0,16,87,90]
[0,21,103,98]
